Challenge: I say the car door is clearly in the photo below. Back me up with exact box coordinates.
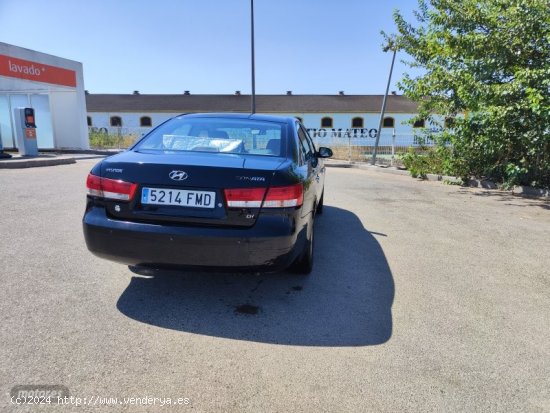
[296,122,319,215]
[300,123,325,201]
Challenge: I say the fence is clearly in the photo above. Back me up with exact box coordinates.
[307,129,434,166]
[88,127,434,166]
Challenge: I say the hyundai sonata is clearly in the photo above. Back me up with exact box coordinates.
[83,113,332,274]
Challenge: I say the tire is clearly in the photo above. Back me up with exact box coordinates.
[291,215,315,274]
[316,190,324,215]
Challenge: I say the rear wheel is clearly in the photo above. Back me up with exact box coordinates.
[316,190,324,215]
[291,215,314,274]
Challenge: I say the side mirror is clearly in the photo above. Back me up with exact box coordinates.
[317,147,333,158]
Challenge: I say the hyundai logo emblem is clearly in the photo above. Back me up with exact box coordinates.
[169,170,188,181]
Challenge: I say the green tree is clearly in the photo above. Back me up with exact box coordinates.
[385,0,550,188]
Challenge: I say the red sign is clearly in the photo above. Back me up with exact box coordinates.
[0,54,76,87]
[25,128,37,139]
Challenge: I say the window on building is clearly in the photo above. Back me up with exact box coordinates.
[87,116,92,127]
[321,117,333,128]
[140,116,152,127]
[383,117,395,128]
[413,118,425,128]
[110,116,122,127]
[352,117,364,128]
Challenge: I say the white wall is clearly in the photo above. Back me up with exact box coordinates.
[89,111,419,131]
[87,111,424,147]
[88,112,177,130]
[49,91,88,148]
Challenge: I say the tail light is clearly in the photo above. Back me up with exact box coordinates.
[224,183,303,208]
[224,188,266,208]
[86,173,137,201]
[264,183,303,207]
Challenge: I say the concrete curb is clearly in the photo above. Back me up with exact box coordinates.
[40,148,122,155]
[0,156,76,169]
[511,185,550,198]
[326,161,408,174]
[325,160,550,200]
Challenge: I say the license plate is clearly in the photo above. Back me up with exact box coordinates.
[141,187,216,208]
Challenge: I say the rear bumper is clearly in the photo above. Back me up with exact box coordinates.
[83,207,305,272]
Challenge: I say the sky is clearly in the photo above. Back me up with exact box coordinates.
[0,0,421,95]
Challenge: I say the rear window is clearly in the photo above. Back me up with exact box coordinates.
[134,117,285,156]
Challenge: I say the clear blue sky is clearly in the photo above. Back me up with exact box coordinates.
[0,0,420,95]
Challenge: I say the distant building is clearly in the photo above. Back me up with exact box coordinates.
[85,93,424,148]
[0,42,89,150]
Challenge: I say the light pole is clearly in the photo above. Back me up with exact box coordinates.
[371,44,397,165]
[250,0,256,114]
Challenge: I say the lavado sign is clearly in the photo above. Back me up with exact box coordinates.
[8,60,43,76]
[0,54,76,87]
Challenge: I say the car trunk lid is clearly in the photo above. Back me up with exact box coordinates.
[99,150,286,227]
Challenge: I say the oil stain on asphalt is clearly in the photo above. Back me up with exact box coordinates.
[235,304,260,315]
[236,283,304,315]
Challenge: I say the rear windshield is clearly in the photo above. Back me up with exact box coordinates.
[134,117,286,156]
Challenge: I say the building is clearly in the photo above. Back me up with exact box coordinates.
[0,42,89,150]
[85,92,423,149]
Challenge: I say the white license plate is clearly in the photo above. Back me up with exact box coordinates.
[141,187,216,208]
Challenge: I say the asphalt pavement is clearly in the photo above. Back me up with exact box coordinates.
[0,160,548,412]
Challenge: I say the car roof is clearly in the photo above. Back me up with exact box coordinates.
[177,112,297,124]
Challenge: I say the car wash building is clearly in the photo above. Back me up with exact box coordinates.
[0,42,89,150]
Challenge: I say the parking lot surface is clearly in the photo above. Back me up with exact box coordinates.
[1,160,549,412]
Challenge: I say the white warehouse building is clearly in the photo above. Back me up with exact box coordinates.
[85,92,423,149]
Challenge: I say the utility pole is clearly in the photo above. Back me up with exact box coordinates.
[250,0,256,114]
[371,45,397,165]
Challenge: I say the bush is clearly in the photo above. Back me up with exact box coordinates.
[385,0,550,189]
[401,147,446,179]
[89,131,137,149]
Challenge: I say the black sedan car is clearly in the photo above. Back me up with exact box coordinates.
[83,113,332,274]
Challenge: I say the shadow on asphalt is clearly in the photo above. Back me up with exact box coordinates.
[455,188,550,210]
[116,206,394,346]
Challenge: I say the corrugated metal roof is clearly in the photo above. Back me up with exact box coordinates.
[85,94,418,113]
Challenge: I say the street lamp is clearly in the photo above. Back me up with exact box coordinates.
[250,0,256,114]
[371,42,397,165]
